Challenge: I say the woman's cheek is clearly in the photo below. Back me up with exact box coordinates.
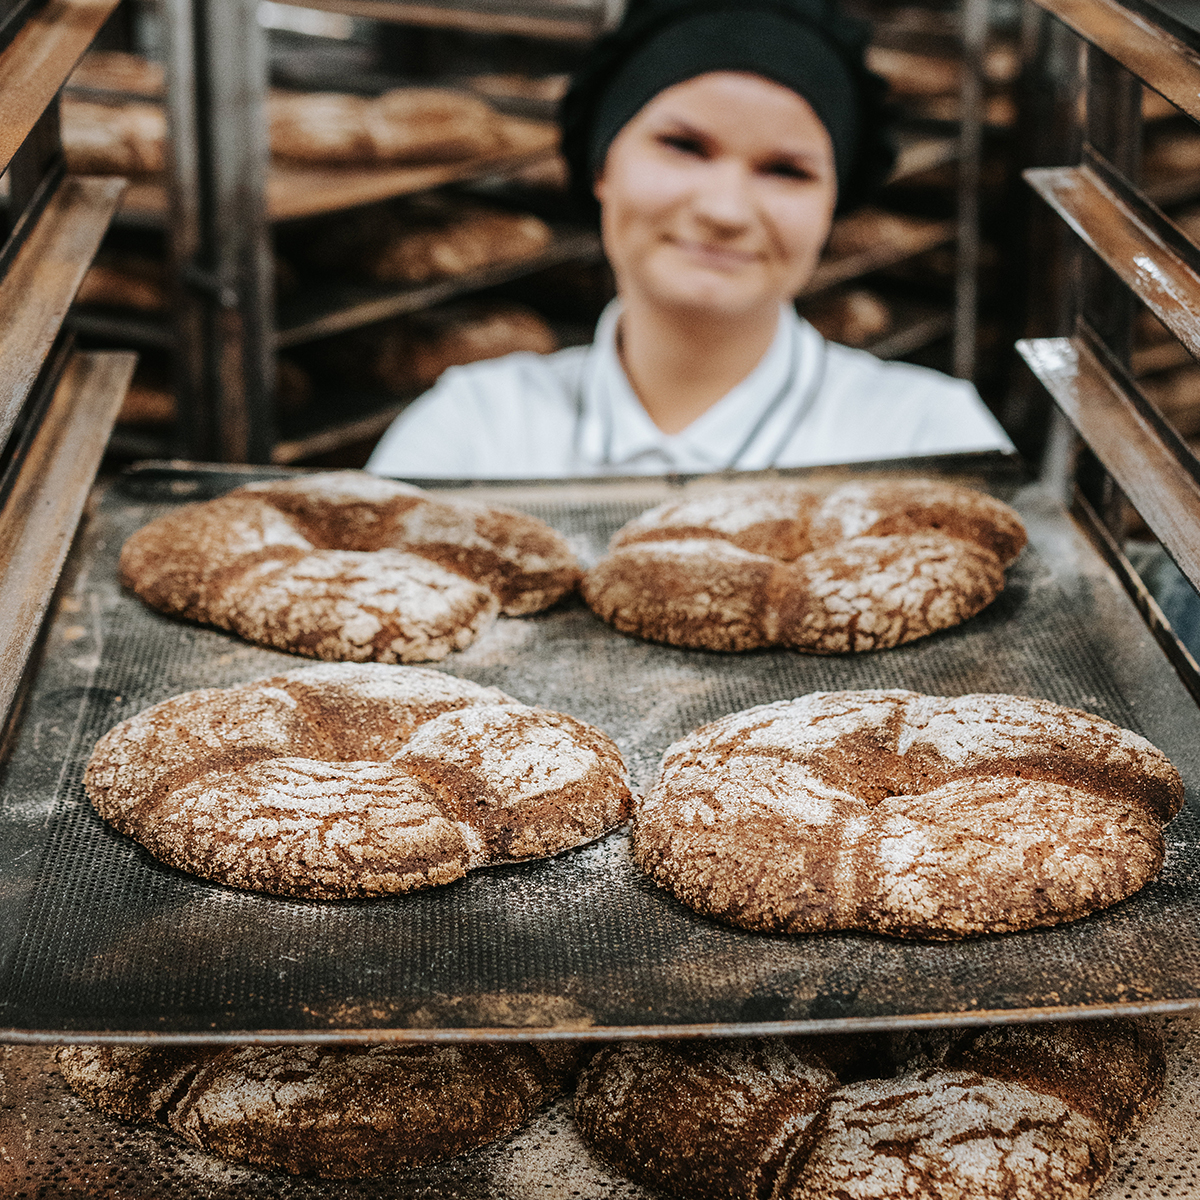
[627,157,701,222]
[770,196,833,272]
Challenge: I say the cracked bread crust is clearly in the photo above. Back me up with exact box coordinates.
[119,471,580,664]
[581,478,1026,653]
[635,689,1183,939]
[573,1020,1165,1200]
[58,1041,584,1178]
[83,662,631,899]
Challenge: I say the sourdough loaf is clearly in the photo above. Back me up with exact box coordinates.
[120,471,579,663]
[84,663,631,898]
[635,688,1183,937]
[574,1020,1165,1200]
[59,1040,583,1177]
[583,479,1026,653]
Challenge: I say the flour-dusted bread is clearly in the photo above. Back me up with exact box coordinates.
[67,50,166,97]
[404,303,558,388]
[58,1040,583,1178]
[635,689,1183,938]
[574,1019,1165,1200]
[799,287,892,347]
[268,87,507,165]
[582,479,1026,653]
[61,97,166,175]
[367,203,554,285]
[84,663,631,898]
[119,471,579,663]
[308,301,558,395]
[297,196,553,285]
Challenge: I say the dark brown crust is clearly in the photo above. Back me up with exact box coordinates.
[584,479,1026,654]
[574,1039,837,1200]
[574,1020,1164,1200]
[83,663,631,899]
[634,689,1183,939]
[58,1041,584,1178]
[945,1019,1168,1139]
[119,473,580,663]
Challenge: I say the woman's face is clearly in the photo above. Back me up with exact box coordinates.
[594,71,838,323]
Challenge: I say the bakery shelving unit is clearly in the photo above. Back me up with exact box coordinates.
[81,0,1009,466]
[115,0,613,466]
[820,0,1022,389]
[0,0,137,742]
[1017,0,1200,702]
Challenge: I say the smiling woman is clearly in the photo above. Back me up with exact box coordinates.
[366,0,1013,480]
[594,72,839,434]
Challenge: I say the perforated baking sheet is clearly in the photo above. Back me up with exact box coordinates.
[2,459,1200,1041]
[3,1016,1200,1198]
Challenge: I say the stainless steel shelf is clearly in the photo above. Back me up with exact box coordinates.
[0,0,122,175]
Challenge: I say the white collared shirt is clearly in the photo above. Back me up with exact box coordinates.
[366,301,1013,478]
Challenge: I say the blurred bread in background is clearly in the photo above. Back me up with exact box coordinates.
[308,301,557,394]
[296,196,553,284]
[268,88,509,165]
[800,288,893,348]
[61,98,166,175]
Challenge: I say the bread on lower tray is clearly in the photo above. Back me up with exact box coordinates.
[58,1040,584,1178]
[798,287,892,347]
[115,358,311,429]
[635,688,1183,938]
[824,206,945,259]
[67,49,165,98]
[61,83,541,177]
[575,1019,1166,1200]
[61,97,166,175]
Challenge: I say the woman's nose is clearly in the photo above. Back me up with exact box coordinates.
[690,160,755,230]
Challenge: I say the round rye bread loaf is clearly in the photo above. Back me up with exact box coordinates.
[574,1019,1166,1200]
[83,663,631,898]
[58,1040,583,1178]
[118,471,580,664]
[581,478,1026,652]
[635,689,1183,938]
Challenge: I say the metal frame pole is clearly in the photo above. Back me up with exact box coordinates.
[165,0,275,463]
[953,0,988,381]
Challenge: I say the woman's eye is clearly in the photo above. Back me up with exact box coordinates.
[660,133,706,156]
[762,160,813,180]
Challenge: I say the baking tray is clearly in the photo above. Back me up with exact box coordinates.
[3,1016,1200,1198]
[3,457,1200,1042]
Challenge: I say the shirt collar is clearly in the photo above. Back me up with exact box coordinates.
[576,300,800,473]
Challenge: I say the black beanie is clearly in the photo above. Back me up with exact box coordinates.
[560,0,894,216]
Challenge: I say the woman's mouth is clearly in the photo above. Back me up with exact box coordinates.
[670,238,760,270]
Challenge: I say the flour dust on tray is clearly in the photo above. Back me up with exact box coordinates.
[119,471,580,664]
[582,478,1027,652]
[635,688,1183,938]
[83,662,631,898]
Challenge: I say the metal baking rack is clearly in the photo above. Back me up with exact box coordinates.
[4,453,1200,1046]
[1018,0,1200,708]
[0,0,136,741]
[100,0,615,466]
[74,0,1002,466]
[6,1014,1200,1198]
